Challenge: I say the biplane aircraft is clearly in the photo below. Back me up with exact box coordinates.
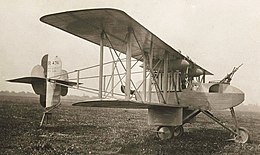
[8,8,249,143]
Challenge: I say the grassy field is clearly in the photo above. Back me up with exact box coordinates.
[0,95,260,154]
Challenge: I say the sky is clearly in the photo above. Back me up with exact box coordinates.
[1,1,260,105]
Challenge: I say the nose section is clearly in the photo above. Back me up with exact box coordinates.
[225,84,243,92]
[225,84,245,107]
[208,83,245,110]
[209,83,244,94]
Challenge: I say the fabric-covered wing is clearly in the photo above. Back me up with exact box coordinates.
[40,8,212,75]
[73,99,186,109]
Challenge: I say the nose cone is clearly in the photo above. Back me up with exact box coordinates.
[208,84,245,110]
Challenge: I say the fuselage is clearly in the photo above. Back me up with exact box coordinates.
[140,82,244,111]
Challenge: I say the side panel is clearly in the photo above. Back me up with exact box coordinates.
[207,93,244,110]
[177,91,210,110]
[148,107,183,126]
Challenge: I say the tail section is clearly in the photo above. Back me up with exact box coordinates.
[7,54,77,108]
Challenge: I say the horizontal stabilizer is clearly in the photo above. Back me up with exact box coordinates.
[7,77,45,84]
[73,99,186,109]
[54,79,81,86]
[7,77,79,87]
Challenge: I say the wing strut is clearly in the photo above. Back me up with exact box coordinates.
[99,31,105,99]
[163,51,169,101]
[148,38,154,103]
[131,30,166,104]
[103,31,143,101]
[142,53,147,101]
[111,61,115,97]
[125,27,132,100]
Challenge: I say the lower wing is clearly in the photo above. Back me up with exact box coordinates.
[73,99,186,109]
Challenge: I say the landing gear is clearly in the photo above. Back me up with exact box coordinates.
[230,107,250,143]
[201,108,250,144]
[173,125,184,137]
[156,125,184,140]
[156,126,173,140]
[154,108,249,143]
[233,127,250,143]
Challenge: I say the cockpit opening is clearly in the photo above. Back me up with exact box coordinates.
[209,84,220,93]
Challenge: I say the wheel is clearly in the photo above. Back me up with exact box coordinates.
[234,127,250,143]
[156,126,173,140]
[173,126,184,137]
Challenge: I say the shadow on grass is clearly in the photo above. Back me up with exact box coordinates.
[119,128,230,154]
[40,123,105,134]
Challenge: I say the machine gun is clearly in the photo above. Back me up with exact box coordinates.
[219,64,243,84]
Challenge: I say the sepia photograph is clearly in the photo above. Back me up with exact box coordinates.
[1,1,260,154]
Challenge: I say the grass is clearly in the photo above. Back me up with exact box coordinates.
[0,95,260,154]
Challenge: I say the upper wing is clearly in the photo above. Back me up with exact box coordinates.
[40,8,212,75]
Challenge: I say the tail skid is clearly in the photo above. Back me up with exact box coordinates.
[40,101,61,127]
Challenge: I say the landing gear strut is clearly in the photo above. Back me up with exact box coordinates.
[201,108,250,143]
[230,107,250,143]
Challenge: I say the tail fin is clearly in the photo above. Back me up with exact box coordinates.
[45,55,62,108]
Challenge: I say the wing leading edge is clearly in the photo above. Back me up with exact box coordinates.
[40,8,213,75]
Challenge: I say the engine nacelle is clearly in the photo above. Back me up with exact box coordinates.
[189,68,203,77]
